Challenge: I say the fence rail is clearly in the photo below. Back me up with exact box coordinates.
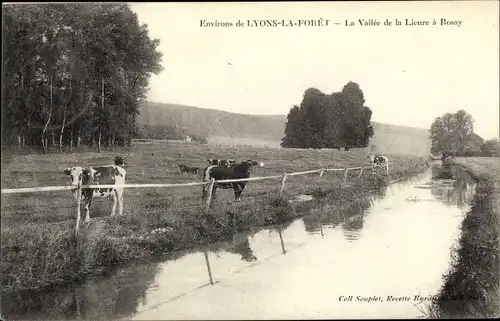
[2,165,377,231]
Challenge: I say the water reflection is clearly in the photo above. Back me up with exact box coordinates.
[226,233,258,262]
[1,165,475,320]
[2,262,160,320]
[430,165,476,209]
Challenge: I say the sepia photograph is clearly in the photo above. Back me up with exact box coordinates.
[1,1,499,320]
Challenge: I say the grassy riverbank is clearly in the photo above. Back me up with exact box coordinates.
[426,157,499,318]
[1,145,429,293]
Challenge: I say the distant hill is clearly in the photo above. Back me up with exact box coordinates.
[138,102,432,156]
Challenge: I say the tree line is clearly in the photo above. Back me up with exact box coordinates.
[2,3,163,153]
[281,82,374,150]
[136,124,208,144]
[430,110,499,157]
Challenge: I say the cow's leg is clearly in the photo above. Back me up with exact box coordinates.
[234,183,244,202]
[212,186,217,200]
[84,198,91,222]
[111,191,117,216]
[116,189,124,216]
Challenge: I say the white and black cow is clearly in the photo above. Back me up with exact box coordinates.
[63,165,126,222]
[207,158,236,168]
[202,160,263,202]
[368,154,389,175]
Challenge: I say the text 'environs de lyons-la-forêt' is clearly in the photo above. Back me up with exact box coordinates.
[199,18,462,28]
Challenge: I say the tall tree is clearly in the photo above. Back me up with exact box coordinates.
[2,3,163,152]
[281,82,374,150]
[281,105,304,148]
[429,110,475,156]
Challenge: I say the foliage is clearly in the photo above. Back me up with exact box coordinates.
[429,110,476,156]
[480,138,500,157]
[281,82,374,149]
[2,3,163,151]
[136,124,186,141]
[135,124,207,144]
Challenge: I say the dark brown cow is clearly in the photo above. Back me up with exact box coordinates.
[202,160,263,202]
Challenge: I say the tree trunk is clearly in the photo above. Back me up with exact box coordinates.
[22,133,25,147]
[51,130,56,146]
[77,128,81,149]
[100,76,104,154]
[59,74,72,152]
[59,112,67,152]
[69,127,74,152]
[17,134,21,149]
[98,131,101,153]
[59,128,64,152]
[91,134,95,147]
[111,132,115,149]
[41,132,47,154]
[41,77,53,155]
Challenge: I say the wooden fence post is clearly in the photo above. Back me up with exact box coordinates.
[75,183,82,232]
[278,228,286,254]
[203,250,214,285]
[205,178,216,212]
[343,168,349,185]
[279,172,287,198]
[357,167,364,178]
[318,168,325,182]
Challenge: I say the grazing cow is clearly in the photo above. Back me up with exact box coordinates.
[63,165,126,222]
[202,160,263,202]
[207,158,236,167]
[178,164,201,174]
[368,154,389,175]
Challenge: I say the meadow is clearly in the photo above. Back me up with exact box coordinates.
[1,143,429,293]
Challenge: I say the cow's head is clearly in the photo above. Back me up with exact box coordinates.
[367,155,375,162]
[243,160,263,167]
[115,156,126,166]
[63,167,85,186]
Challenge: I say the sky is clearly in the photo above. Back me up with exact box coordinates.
[130,1,499,140]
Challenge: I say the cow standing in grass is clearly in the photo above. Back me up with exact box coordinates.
[64,164,126,223]
[368,154,389,175]
[202,160,263,202]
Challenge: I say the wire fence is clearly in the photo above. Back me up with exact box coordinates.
[1,165,382,231]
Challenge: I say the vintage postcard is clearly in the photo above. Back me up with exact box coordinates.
[1,1,499,320]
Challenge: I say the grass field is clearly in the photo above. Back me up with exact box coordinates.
[1,143,429,293]
[424,157,499,318]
